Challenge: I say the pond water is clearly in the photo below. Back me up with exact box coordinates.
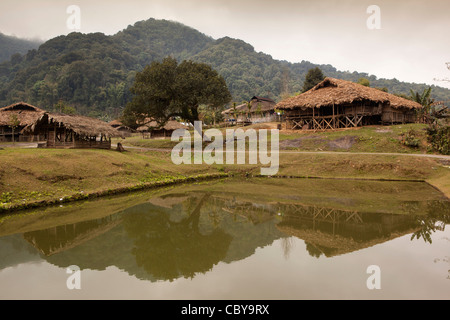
[0,178,449,300]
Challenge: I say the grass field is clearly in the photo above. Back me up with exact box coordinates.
[1,139,449,212]
[114,123,431,154]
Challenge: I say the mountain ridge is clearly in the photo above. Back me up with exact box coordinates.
[0,18,448,120]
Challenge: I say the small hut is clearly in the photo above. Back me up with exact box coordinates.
[109,119,135,137]
[0,102,46,142]
[222,96,278,124]
[137,120,188,139]
[22,112,123,149]
[276,78,423,130]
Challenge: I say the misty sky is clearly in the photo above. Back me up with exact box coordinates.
[0,0,449,89]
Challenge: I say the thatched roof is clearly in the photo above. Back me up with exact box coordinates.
[23,112,123,137]
[109,119,123,127]
[222,96,277,115]
[276,78,423,110]
[137,120,188,132]
[0,102,46,126]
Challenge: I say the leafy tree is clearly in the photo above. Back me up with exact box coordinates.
[122,57,231,128]
[357,78,370,87]
[302,67,325,93]
[9,114,20,144]
[54,100,77,115]
[409,87,434,123]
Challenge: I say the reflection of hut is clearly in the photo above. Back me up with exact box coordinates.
[137,120,187,139]
[22,112,123,149]
[276,78,422,130]
[276,203,419,257]
[23,215,121,256]
[0,102,46,142]
[222,96,278,124]
[109,119,135,137]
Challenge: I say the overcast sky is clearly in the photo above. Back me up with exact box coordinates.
[0,0,449,89]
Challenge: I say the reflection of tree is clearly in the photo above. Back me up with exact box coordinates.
[305,242,336,259]
[411,201,450,244]
[122,194,232,281]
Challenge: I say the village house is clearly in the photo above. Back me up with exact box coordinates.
[22,112,122,149]
[276,78,423,130]
[222,96,278,124]
[109,119,135,137]
[137,120,188,139]
[0,102,46,142]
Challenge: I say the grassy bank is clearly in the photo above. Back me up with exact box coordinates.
[1,144,449,213]
[115,123,431,154]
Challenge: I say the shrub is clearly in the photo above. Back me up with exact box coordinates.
[426,123,450,155]
[402,129,420,148]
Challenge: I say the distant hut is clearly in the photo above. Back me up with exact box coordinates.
[22,112,122,149]
[276,78,422,130]
[137,120,187,139]
[222,96,277,124]
[109,119,135,137]
[0,102,46,142]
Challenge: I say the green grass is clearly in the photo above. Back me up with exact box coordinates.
[279,123,430,153]
[1,144,449,213]
[116,123,432,154]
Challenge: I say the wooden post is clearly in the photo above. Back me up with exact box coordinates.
[312,107,315,131]
[332,103,335,129]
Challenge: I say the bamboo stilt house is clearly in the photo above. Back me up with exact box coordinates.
[22,112,123,149]
[222,96,278,124]
[276,78,423,130]
[0,102,46,142]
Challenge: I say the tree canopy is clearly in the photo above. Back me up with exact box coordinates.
[302,67,325,93]
[1,18,450,120]
[122,57,231,128]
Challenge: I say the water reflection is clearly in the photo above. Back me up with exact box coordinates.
[1,178,449,283]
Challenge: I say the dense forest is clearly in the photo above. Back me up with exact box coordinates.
[0,18,449,121]
[0,33,41,63]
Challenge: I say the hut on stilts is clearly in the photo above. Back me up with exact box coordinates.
[276,78,423,131]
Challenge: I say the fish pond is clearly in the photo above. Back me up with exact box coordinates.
[0,177,449,300]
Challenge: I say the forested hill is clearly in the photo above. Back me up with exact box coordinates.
[0,18,449,120]
[0,33,41,63]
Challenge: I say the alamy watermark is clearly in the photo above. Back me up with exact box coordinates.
[367,5,381,30]
[66,5,81,31]
[66,265,81,290]
[171,121,279,176]
[366,265,381,290]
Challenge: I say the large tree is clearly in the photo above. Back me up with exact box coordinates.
[122,57,231,128]
[302,67,325,93]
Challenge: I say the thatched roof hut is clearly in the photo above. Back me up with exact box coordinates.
[24,113,123,137]
[0,102,46,126]
[222,96,278,123]
[109,119,135,136]
[223,96,277,115]
[22,112,123,149]
[276,78,422,110]
[276,78,422,130]
[137,120,188,139]
[0,102,46,142]
[137,120,187,132]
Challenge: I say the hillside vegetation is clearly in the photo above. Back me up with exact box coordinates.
[1,18,449,121]
[0,33,41,63]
